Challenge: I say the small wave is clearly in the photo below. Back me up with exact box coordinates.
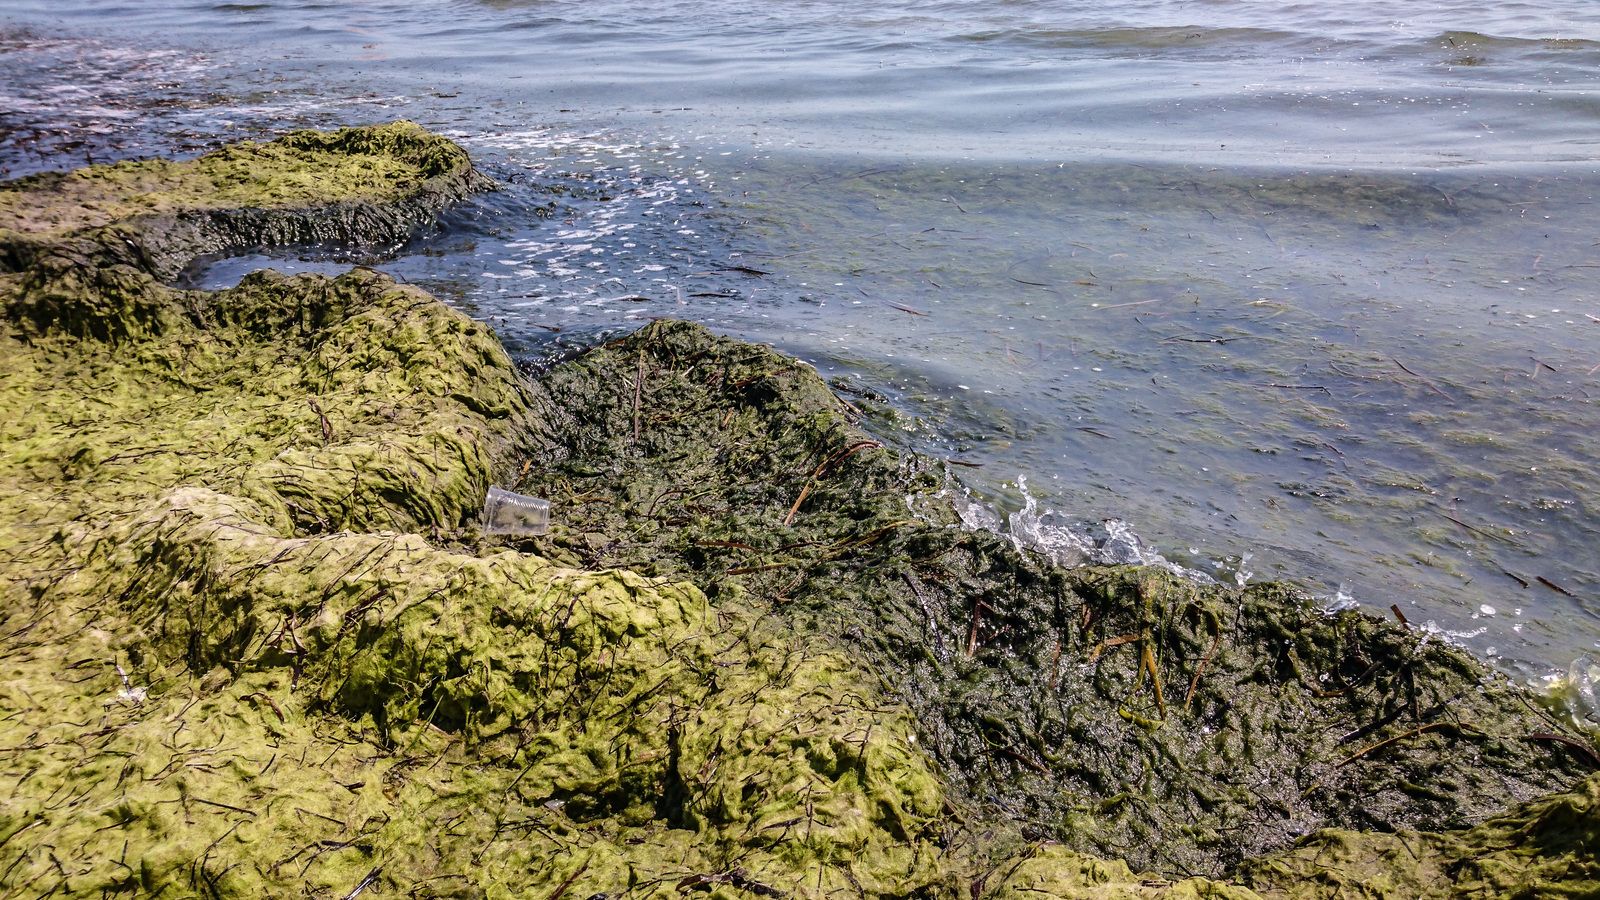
[1437,30,1600,52]
[951,473,1221,584]
[953,25,1314,57]
[1424,30,1600,67]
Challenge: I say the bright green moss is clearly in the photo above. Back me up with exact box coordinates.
[0,121,471,238]
[1240,772,1600,898]
[0,261,950,900]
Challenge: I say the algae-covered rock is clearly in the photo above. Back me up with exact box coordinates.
[516,320,1596,878]
[0,121,488,280]
[2,126,1596,900]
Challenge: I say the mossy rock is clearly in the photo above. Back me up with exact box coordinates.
[0,121,488,280]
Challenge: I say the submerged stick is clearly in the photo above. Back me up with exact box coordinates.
[1537,576,1578,597]
[1391,358,1455,401]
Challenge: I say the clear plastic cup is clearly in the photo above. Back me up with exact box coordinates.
[481,486,550,535]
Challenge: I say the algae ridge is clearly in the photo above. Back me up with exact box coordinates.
[0,123,1596,900]
[0,120,490,281]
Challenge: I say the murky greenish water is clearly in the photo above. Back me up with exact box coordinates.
[5,0,1600,698]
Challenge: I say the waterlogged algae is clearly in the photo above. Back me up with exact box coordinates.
[0,121,488,280]
[0,127,1597,900]
[516,321,1595,878]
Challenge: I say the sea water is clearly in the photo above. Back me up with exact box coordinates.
[5,0,1600,688]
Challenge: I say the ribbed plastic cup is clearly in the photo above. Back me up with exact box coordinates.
[481,486,550,535]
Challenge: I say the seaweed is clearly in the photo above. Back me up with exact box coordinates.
[518,320,1594,877]
[1240,772,1600,898]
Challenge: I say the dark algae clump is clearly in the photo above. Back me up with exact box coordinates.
[0,125,1596,900]
[515,321,1596,877]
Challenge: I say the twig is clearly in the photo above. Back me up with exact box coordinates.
[1337,722,1463,767]
[1537,576,1578,597]
[544,861,590,900]
[1143,642,1167,718]
[511,459,534,492]
[343,868,381,900]
[1524,733,1600,768]
[727,562,789,576]
[1088,633,1140,663]
[1257,383,1333,395]
[783,481,813,526]
[1439,511,1498,540]
[1094,297,1170,311]
[191,797,257,817]
[813,440,882,478]
[308,399,332,444]
[1391,358,1455,401]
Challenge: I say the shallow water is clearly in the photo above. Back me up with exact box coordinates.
[5,0,1600,688]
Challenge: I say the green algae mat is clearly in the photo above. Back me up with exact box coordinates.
[0,121,486,280]
[1,124,1596,900]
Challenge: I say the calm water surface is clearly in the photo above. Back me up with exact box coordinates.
[5,0,1600,702]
